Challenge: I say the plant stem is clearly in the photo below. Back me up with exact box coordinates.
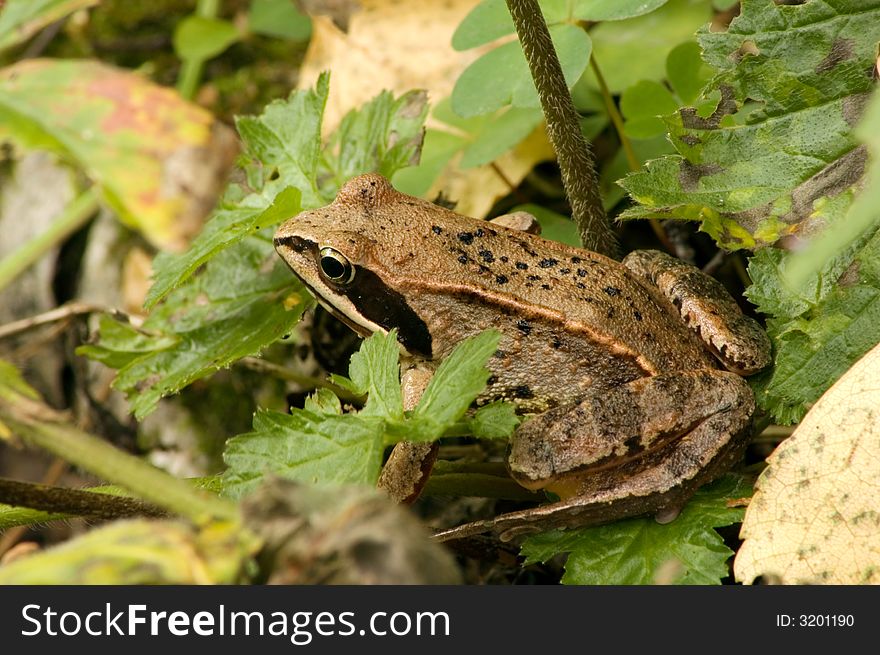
[1,395,238,524]
[505,0,616,257]
[176,0,221,100]
[590,56,673,251]
[0,478,166,521]
[0,187,99,294]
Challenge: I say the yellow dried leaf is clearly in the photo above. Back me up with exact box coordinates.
[735,341,880,584]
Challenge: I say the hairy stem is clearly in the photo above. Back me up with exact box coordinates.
[505,0,616,257]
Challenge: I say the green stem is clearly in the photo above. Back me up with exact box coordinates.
[505,0,616,257]
[0,187,99,294]
[2,398,237,523]
[590,56,673,252]
[176,0,222,100]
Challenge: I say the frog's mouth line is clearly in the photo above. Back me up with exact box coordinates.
[275,234,434,359]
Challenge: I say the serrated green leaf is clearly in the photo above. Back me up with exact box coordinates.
[173,16,240,61]
[521,476,750,585]
[235,72,329,208]
[303,388,342,416]
[467,401,519,439]
[0,0,98,52]
[80,237,310,419]
[409,331,500,441]
[452,23,591,117]
[348,331,404,420]
[248,0,312,41]
[620,0,880,250]
[222,409,386,498]
[145,186,301,308]
[572,0,669,21]
[748,226,880,424]
[323,89,428,191]
[76,315,179,370]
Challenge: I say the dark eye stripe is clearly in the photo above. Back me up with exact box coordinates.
[340,267,432,359]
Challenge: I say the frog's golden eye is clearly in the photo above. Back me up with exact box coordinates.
[318,247,355,285]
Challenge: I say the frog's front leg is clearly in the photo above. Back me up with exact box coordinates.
[377,364,438,504]
[623,249,771,375]
[503,369,754,533]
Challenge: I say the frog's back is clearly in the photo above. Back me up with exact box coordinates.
[381,198,715,376]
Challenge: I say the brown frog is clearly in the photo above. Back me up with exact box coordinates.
[274,174,770,540]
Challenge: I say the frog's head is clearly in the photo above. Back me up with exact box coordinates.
[273,174,434,358]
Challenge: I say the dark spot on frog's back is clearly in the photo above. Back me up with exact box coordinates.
[478,249,495,263]
[458,232,475,245]
[516,319,532,335]
[513,385,534,399]
[603,286,621,296]
[431,225,442,234]
[539,258,558,269]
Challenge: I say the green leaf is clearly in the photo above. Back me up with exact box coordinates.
[248,0,312,41]
[145,187,301,309]
[572,0,669,21]
[323,89,428,191]
[665,40,712,106]
[521,476,750,585]
[587,0,712,93]
[409,331,500,441]
[0,0,98,52]
[747,227,880,424]
[173,16,240,61]
[79,237,310,419]
[511,203,580,248]
[348,331,404,420]
[620,0,880,250]
[235,72,330,209]
[459,107,543,168]
[392,129,466,197]
[0,359,40,401]
[222,409,386,498]
[303,388,342,415]
[451,0,515,51]
[620,80,679,139]
[452,23,591,117]
[466,401,520,439]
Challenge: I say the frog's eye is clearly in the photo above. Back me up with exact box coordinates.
[318,247,355,285]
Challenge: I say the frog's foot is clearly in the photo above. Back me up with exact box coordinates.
[622,249,771,375]
[438,370,754,542]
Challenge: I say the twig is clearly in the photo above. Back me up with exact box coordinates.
[0,301,130,341]
[505,0,616,257]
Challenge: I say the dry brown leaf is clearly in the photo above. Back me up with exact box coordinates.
[298,0,553,217]
[735,341,880,584]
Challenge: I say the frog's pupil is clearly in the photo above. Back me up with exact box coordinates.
[321,255,346,279]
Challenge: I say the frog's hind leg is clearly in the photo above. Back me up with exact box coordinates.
[622,249,770,375]
[488,370,755,540]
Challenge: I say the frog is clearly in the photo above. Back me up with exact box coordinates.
[273,174,771,541]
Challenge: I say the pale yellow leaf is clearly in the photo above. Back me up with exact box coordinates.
[735,342,880,584]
